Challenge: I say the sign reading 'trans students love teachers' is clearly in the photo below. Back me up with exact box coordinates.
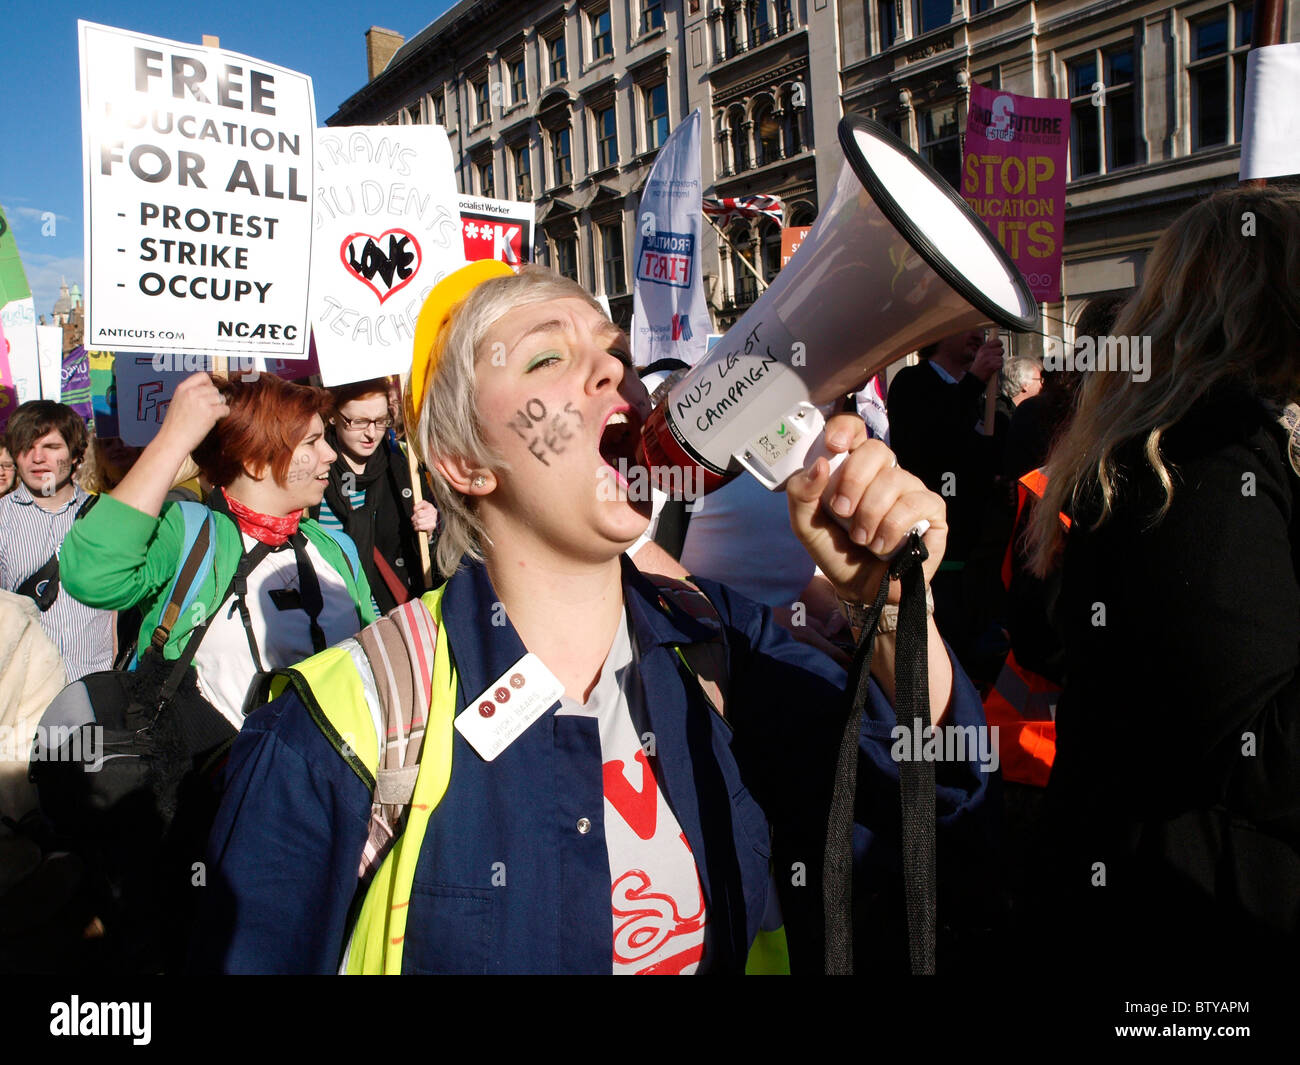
[311,126,463,386]
[79,21,315,358]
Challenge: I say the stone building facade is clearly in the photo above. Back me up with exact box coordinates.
[331,0,1295,344]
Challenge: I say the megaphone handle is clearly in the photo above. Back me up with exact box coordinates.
[811,440,931,564]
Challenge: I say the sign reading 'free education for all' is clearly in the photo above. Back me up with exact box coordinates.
[79,21,315,358]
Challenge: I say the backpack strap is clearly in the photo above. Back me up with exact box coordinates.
[151,512,216,650]
[350,597,441,881]
[646,574,728,718]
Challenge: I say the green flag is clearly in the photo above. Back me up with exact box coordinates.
[0,205,33,307]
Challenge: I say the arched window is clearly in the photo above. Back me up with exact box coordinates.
[788,202,817,227]
[781,84,805,155]
[729,223,758,306]
[759,218,783,283]
[754,97,781,166]
[728,105,749,172]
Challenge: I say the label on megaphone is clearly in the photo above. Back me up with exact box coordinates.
[642,314,805,492]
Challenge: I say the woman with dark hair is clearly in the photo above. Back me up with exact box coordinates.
[1026,186,1300,973]
[61,372,377,729]
[315,377,438,612]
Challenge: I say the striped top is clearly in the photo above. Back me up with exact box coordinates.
[319,486,380,615]
[316,486,366,535]
[0,483,115,682]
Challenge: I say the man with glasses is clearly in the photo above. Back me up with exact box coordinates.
[316,378,439,612]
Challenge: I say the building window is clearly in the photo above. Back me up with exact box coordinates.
[729,108,749,172]
[514,143,532,199]
[402,101,421,125]
[730,229,758,305]
[590,6,613,61]
[749,1,771,46]
[642,0,665,35]
[1068,45,1140,177]
[555,234,579,280]
[548,33,568,81]
[478,159,495,198]
[972,0,994,11]
[879,0,897,49]
[432,91,446,127]
[552,126,573,185]
[919,103,960,188]
[776,0,795,33]
[644,82,669,151]
[1189,5,1254,150]
[601,222,626,295]
[510,57,527,105]
[914,0,952,34]
[755,101,781,165]
[761,221,782,283]
[595,103,619,169]
[725,7,744,58]
[782,84,805,154]
[474,78,490,124]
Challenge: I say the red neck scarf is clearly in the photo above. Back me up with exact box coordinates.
[222,488,301,546]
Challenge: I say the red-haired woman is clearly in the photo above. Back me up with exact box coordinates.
[61,372,378,729]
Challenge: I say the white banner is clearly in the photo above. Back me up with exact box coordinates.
[37,325,63,401]
[1240,42,1300,180]
[0,297,40,404]
[458,195,535,264]
[311,126,464,386]
[631,109,708,367]
[79,20,316,358]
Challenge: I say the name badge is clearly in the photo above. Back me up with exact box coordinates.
[455,653,564,762]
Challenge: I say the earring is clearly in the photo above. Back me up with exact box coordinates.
[472,474,487,489]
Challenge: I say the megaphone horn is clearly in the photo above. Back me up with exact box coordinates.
[640,114,1038,495]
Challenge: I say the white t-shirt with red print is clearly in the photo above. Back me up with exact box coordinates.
[556,610,708,975]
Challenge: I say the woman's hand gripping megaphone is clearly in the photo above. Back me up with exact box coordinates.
[785,413,947,607]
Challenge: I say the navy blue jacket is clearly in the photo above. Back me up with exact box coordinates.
[194,556,992,973]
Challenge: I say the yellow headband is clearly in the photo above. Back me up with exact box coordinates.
[408,259,516,421]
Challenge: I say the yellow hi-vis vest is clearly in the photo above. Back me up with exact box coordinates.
[267,583,791,974]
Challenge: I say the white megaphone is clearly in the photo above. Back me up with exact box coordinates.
[639,114,1038,513]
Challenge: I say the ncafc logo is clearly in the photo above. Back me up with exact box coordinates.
[50,997,151,1045]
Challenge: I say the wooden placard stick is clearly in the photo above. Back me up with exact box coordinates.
[398,371,434,586]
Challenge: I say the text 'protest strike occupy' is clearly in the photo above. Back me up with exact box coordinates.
[80,21,315,358]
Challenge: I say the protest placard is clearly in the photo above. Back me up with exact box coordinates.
[459,195,534,265]
[311,126,464,386]
[0,204,40,406]
[962,85,1068,302]
[61,346,93,422]
[79,20,316,358]
[780,226,810,269]
[37,325,63,401]
[89,349,118,436]
[113,352,188,445]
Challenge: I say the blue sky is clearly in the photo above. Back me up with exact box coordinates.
[0,0,458,320]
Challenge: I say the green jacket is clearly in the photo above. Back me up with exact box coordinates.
[61,493,377,666]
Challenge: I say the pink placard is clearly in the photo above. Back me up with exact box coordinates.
[962,84,1069,303]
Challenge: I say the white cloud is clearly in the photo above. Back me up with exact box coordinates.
[8,206,72,226]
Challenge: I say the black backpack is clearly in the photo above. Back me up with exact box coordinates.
[28,520,272,972]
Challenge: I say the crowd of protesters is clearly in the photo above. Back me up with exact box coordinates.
[0,185,1295,975]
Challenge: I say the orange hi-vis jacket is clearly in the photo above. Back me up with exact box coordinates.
[984,469,1070,788]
